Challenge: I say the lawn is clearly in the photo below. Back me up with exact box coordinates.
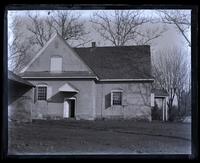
[8,119,191,155]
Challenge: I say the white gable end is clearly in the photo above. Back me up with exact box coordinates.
[21,33,93,74]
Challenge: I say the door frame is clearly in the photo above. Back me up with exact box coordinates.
[63,97,76,118]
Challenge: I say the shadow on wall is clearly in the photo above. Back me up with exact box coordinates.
[8,81,32,105]
[48,92,77,103]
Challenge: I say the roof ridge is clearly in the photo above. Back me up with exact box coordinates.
[73,45,150,49]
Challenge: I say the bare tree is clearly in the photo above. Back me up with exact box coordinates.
[27,12,54,47]
[50,11,88,41]
[8,11,91,73]
[152,47,189,118]
[157,10,191,47]
[26,11,90,47]
[90,10,166,46]
[8,16,32,73]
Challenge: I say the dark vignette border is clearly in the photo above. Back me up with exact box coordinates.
[1,3,199,161]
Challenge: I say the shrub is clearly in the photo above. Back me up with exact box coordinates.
[168,106,180,121]
[151,103,162,121]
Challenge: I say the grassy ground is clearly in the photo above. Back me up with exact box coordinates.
[8,119,191,155]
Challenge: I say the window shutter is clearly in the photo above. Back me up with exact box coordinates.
[151,93,155,107]
[34,87,37,103]
[47,86,52,100]
[50,57,62,72]
[122,93,126,106]
[105,93,111,109]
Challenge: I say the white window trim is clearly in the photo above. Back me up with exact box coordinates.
[37,84,48,101]
[111,90,123,106]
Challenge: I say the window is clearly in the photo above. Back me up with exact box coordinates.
[50,56,62,72]
[37,86,47,100]
[111,91,122,105]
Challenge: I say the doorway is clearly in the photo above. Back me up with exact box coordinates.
[63,98,76,118]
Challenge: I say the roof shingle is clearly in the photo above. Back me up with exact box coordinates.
[74,46,152,80]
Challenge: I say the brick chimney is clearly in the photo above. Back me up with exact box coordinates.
[92,42,96,47]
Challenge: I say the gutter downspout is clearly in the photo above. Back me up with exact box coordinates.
[101,83,103,119]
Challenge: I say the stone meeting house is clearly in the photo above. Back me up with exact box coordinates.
[17,33,154,121]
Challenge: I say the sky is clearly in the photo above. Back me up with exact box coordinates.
[7,10,191,50]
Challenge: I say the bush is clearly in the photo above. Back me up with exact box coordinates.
[168,106,180,121]
[151,103,162,121]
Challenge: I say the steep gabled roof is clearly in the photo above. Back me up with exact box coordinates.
[74,46,152,80]
[20,33,58,73]
[20,33,153,81]
[20,33,95,75]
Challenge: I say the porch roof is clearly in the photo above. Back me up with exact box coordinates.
[8,70,35,87]
[58,83,79,93]
[152,89,169,97]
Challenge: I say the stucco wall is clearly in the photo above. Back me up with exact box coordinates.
[28,79,95,120]
[8,88,33,122]
[25,35,91,72]
[95,82,152,121]
[15,79,152,121]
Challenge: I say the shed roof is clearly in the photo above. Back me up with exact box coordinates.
[152,89,169,97]
[8,71,34,87]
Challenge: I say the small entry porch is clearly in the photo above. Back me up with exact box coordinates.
[151,89,169,122]
[63,98,76,118]
[59,83,79,119]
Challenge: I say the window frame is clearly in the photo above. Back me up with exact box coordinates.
[50,56,63,72]
[111,90,123,106]
[37,84,47,101]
